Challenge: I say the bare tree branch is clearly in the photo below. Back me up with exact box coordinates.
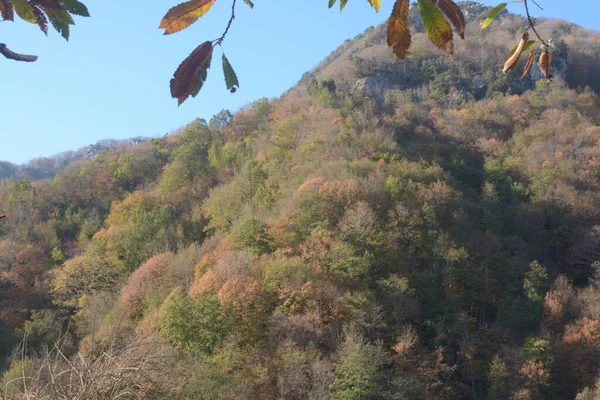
[0,43,38,62]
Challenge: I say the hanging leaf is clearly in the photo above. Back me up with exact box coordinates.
[481,2,506,30]
[45,6,75,40]
[437,0,465,39]
[517,48,535,80]
[366,0,380,12]
[222,54,239,93]
[191,58,211,97]
[170,41,214,105]
[329,0,336,8]
[12,0,37,23]
[62,0,90,17]
[0,0,14,21]
[506,39,537,60]
[503,32,528,73]
[418,0,453,55]
[243,0,254,8]
[539,50,552,82]
[32,5,48,34]
[387,0,411,60]
[340,0,349,10]
[160,0,217,35]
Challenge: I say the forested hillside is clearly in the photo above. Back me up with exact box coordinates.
[2,3,600,399]
[0,137,150,181]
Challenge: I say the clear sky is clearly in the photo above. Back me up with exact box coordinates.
[1,0,598,164]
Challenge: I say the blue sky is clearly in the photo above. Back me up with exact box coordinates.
[1,0,598,164]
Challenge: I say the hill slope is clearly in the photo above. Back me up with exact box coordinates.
[0,137,151,182]
[2,4,600,399]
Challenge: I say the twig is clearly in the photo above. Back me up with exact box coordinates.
[0,43,38,62]
[530,0,544,11]
[523,0,548,47]
[213,0,237,46]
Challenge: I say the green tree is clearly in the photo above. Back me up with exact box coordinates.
[331,333,387,400]
[487,355,510,400]
[523,261,549,302]
[159,119,212,195]
[230,217,272,255]
[160,291,227,355]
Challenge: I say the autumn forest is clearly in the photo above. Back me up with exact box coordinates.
[2,2,600,399]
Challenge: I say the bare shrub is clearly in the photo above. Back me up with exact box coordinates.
[1,334,178,400]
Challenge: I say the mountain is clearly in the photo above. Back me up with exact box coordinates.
[300,1,599,99]
[1,4,600,399]
[0,137,152,181]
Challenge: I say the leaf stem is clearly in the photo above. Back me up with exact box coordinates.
[214,0,237,46]
[523,0,548,47]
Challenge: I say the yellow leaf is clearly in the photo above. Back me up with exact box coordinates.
[160,0,217,35]
[418,0,453,55]
[366,0,380,12]
[387,0,411,60]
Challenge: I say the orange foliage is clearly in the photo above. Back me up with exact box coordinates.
[294,177,325,199]
[520,360,551,397]
[265,214,299,249]
[189,243,254,299]
[189,268,219,298]
[299,231,335,273]
[119,252,174,319]
[8,246,46,290]
[559,317,600,394]
[218,277,270,340]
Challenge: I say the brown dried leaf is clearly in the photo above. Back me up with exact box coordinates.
[437,0,465,39]
[32,5,48,35]
[0,0,14,20]
[503,32,528,73]
[387,0,411,60]
[539,50,552,83]
[517,48,535,80]
[170,41,213,105]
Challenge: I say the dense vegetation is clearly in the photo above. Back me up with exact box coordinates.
[2,4,600,399]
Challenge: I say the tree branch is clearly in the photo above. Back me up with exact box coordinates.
[0,43,38,62]
[213,0,237,46]
[523,0,548,47]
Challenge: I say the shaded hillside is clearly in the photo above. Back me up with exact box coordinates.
[2,5,600,400]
